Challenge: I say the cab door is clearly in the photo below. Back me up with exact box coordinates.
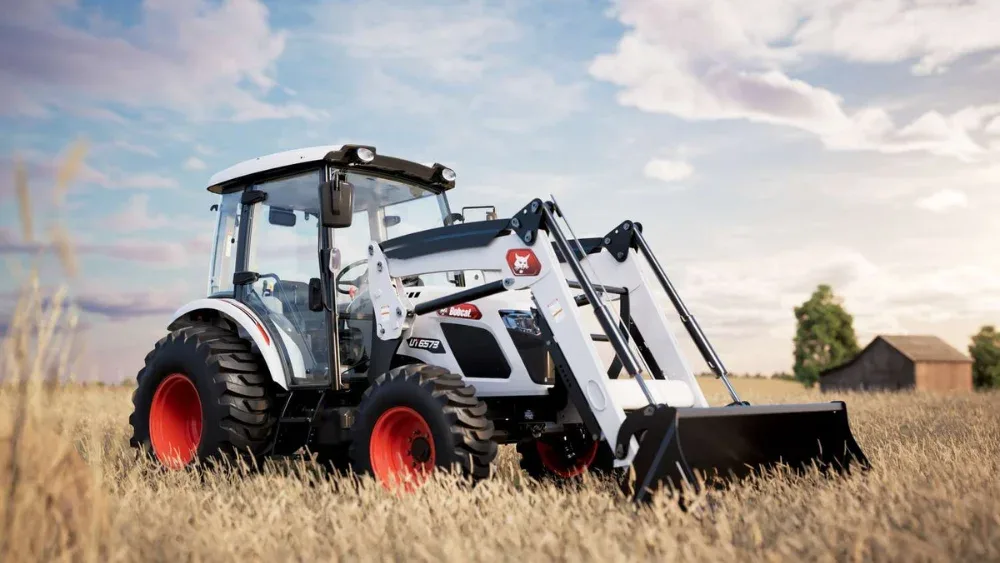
[236,169,333,386]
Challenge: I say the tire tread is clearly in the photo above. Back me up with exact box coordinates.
[128,322,278,462]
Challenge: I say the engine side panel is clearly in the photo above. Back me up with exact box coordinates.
[395,286,615,397]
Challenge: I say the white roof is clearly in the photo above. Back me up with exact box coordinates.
[207,145,440,190]
[208,145,343,188]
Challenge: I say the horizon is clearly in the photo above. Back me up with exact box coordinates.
[2,0,998,383]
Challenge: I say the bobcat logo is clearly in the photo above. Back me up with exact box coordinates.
[512,253,530,273]
[506,249,540,276]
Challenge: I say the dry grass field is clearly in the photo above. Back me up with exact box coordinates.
[2,145,998,562]
[2,367,998,563]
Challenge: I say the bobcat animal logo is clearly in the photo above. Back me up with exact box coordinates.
[505,249,541,276]
[512,253,530,272]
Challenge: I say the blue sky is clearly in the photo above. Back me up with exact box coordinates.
[2,0,999,382]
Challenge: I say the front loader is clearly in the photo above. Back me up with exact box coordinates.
[128,144,870,503]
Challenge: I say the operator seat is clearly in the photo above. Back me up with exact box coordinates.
[271,280,329,368]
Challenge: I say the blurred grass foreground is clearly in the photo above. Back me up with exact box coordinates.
[1,143,999,562]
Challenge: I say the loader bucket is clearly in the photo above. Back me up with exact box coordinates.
[616,401,870,504]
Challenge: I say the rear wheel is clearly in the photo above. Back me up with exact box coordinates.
[348,364,497,490]
[128,323,278,469]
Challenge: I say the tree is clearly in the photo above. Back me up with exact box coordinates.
[969,325,1000,389]
[792,284,861,388]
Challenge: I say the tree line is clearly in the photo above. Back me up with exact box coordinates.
[792,284,1000,389]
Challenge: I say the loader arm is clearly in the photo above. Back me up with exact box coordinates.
[364,198,871,498]
[550,235,710,408]
[365,202,646,466]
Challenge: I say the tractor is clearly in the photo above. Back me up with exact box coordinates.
[128,144,870,501]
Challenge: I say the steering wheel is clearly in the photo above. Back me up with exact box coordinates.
[257,271,301,309]
[335,259,369,295]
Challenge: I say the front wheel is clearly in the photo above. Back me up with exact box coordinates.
[348,364,498,490]
[128,324,278,469]
[517,429,621,481]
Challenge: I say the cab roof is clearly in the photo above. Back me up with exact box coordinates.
[206,144,457,194]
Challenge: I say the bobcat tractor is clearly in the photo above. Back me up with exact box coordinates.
[128,144,870,502]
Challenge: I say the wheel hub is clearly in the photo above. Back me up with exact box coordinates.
[369,406,437,490]
[410,436,432,463]
[148,373,203,469]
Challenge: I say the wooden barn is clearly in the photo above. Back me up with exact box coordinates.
[819,334,973,392]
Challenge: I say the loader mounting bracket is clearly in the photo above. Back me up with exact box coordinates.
[614,404,699,503]
[508,198,545,246]
[602,220,643,263]
[533,303,603,442]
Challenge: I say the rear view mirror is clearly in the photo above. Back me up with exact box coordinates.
[268,207,297,227]
[319,179,354,228]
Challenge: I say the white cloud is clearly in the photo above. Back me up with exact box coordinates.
[589,0,1000,161]
[102,194,215,233]
[790,0,1000,76]
[69,288,194,320]
[915,189,968,213]
[0,0,323,121]
[184,157,207,171]
[111,141,158,158]
[104,194,171,232]
[314,0,588,132]
[463,171,583,205]
[0,224,214,270]
[0,149,108,202]
[9,145,186,190]
[470,69,588,133]
[643,158,693,183]
[105,173,178,190]
[799,157,1000,208]
[986,116,1000,135]
[322,0,520,83]
[655,241,1000,371]
[354,69,452,116]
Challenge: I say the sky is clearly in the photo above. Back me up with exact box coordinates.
[1,0,999,383]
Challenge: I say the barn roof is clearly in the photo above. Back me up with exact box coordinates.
[876,335,972,363]
[820,334,971,377]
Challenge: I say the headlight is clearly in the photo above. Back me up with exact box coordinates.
[499,309,540,336]
[355,147,375,163]
[440,167,456,182]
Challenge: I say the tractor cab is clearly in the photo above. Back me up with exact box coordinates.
[202,145,488,387]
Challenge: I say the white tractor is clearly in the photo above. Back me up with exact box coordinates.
[128,144,870,501]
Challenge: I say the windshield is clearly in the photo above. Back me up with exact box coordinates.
[335,172,454,285]
[344,172,447,229]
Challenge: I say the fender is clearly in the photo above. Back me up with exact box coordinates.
[168,298,304,389]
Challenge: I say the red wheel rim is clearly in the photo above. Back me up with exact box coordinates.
[149,373,203,469]
[369,406,436,491]
[536,437,599,478]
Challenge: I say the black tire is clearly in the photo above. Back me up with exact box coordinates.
[128,323,278,469]
[517,430,620,481]
[348,364,498,485]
